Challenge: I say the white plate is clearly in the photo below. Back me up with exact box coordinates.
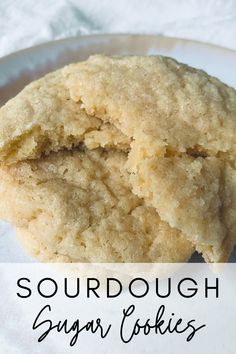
[0,34,235,262]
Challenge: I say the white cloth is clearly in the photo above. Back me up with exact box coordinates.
[0,0,236,57]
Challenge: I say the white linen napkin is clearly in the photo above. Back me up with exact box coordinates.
[0,0,236,57]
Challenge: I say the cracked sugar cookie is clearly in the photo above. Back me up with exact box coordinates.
[0,148,193,262]
[64,55,236,262]
[1,54,236,263]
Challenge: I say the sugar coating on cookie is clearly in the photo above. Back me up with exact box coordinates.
[16,227,75,262]
[0,149,193,262]
[64,55,236,156]
[64,55,236,262]
[127,140,236,262]
[0,69,130,164]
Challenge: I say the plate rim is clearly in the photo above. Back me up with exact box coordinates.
[1,33,236,63]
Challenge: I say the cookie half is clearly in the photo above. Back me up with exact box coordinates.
[0,148,193,262]
[64,55,236,262]
[0,69,129,164]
